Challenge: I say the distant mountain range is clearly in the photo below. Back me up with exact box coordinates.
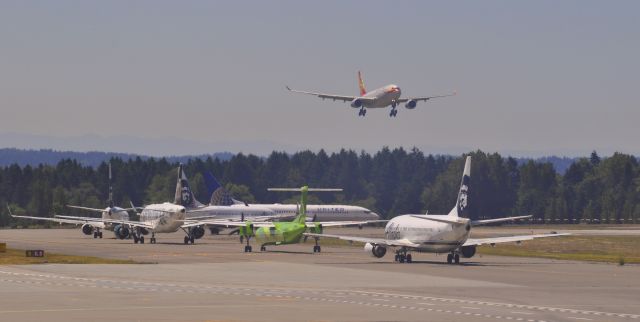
[0,148,234,168]
[0,148,585,174]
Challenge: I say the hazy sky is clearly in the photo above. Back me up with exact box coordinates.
[1,1,638,157]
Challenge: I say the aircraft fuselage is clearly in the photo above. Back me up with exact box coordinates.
[384,215,470,253]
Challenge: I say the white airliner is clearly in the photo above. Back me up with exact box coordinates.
[286,71,456,117]
[202,170,380,222]
[9,163,133,239]
[306,156,569,264]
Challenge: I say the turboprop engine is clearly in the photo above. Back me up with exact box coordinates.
[364,243,387,258]
[114,225,130,239]
[460,245,476,258]
[350,98,363,108]
[404,100,417,109]
[81,224,94,235]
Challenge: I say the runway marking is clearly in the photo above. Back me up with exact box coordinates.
[1,268,638,321]
[511,311,534,315]
[568,318,593,321]
[462,306,481,310]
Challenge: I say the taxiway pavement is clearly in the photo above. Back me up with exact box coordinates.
[0,228,639,322]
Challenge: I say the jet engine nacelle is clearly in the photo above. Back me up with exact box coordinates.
[190,226,205,239]
[460,245,476,258]
[81,224,94,235]
[364,243,387,258]
[350,98,363,108]
[114,225,130,239]
[405,100,417,109]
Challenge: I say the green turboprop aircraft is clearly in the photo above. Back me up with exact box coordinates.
[201,186,385,253]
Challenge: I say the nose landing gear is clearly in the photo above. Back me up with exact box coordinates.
[358,108,367,116]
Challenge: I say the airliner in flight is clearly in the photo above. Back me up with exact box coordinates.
[306,156,569,264]
[286,71,456,117]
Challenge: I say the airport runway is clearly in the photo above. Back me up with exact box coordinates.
[1,228,639,321]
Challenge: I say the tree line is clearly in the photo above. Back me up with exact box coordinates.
[1,148,638,227]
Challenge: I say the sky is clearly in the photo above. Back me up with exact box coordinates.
[0,1,638,157]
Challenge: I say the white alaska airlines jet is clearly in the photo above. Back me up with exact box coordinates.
[286,71,456,117]
[306,156,569,264]
[9,163,133,239]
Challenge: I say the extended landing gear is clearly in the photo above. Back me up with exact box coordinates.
[260,245,266,252]
[180,227,196,244]
[394,249,412,263]
[133,234,145,244]
[389,108,398,117]
[312,237,321,253]
[93,230,103,239]
[358,108,367,117]
[183,235,195,244]
[242,235,252,252]
[446,252,460,264]
[149,232,157,244]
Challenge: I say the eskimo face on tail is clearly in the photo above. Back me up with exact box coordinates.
[180,181,193,206]
[450,156,471,218]
[457,175,470,214]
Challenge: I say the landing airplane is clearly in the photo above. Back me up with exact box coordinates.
[305,156,569,264]
[199,186,386,253]
[8,163,134,239]
[202,171,380,222]
[286,71,456,117]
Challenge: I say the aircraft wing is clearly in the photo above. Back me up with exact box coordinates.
[303,233,421,248]
[305,220,387,228]
[97,218,155,230]
[286,86,374,103]
[192,220,275,228]
[66,205,105,212]
[10,214,101,226]
[397,91,457,103]
[55,214,104,221]
[470,215,531,226]
[463,233,570,246]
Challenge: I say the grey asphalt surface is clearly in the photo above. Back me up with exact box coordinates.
[1,228,639,322]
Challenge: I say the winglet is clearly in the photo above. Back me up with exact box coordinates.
[6,204,14,216]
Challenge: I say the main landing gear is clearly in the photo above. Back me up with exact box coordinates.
[149,232,157,244]
[394,249,413,263]
[358,108,367,117]
[389,102,398,117]
[446,252,460,264]
[133,233,145,244]
[243,235,252,252]
[180,227,196,244]
[312,237,321,253]
[93,229,103,239]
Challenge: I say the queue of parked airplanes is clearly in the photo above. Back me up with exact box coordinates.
[9,157,568,264]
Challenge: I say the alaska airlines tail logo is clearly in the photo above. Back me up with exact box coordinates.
[357,71,367,96]
[457,175,470,214]
[180,180,193,206]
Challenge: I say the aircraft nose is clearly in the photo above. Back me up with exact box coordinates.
[371,212,381,220]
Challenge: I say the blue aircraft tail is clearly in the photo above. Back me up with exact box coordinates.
[204,171,236,206]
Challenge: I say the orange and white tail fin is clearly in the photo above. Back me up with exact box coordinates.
[357,70,367,96]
